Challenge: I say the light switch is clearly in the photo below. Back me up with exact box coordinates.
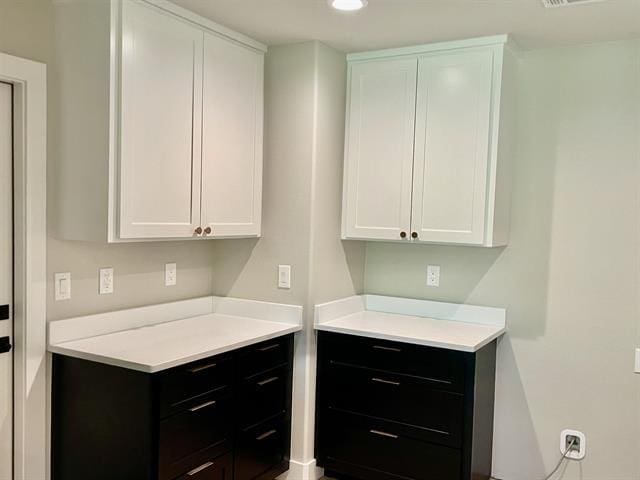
[165,263,177,286]
[99,268,114,295]
[278,265,291,289]
[55,272,71,301]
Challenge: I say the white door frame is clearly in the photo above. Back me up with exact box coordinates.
[0,52,47,480]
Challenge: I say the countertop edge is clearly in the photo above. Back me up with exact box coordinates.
[314,323,506,353]
[49,324,302,373]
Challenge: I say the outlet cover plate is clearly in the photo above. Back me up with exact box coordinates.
[165,263,177,286]
[99,268,114,295]
[560,429,586,460]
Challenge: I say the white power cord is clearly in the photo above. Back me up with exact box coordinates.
[490,438,577,480]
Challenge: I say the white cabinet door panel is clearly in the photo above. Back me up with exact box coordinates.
[411,50,493,244]
[342,58,417,241]
[119,1,203,239]
[201,33,263,237]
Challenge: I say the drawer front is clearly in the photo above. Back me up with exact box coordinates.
[239,365,289,428]
[320,410,461,480]
[159,391,233,480]
[238,335,292,378]
[174,452,233,480]
[326,362,463,447]
[158,354,234,417]
[319,331,466,393]
[235,414,289,480]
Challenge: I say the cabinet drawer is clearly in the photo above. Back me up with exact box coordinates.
[173,452,233,480]
[326,362,463,447]
[158,354,234,417]
[320,332,465,393]
[238,336,291,378]
[239,365,289,428]
[159,391,233,480]
[235,414,289,480]
[320,410,461,480]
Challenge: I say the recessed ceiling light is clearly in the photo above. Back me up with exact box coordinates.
[328,0,368,11]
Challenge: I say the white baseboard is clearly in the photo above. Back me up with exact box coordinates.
[277,459,323,480]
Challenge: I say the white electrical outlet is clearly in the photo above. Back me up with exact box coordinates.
[560,429,586,460]
[99,268,114,294]
[278,265,291,289]
[427,265,440,287]
[54,272,71,301]
[165,263,177,286]
[634,348,640,373]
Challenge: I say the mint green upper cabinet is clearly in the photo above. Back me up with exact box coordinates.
[342,36,518,247]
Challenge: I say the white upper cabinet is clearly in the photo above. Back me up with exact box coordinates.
[119,1,203,239]
[342,36,518,247]
[201,32,264,238]
[342,58,417,241]
[52,0,266,242]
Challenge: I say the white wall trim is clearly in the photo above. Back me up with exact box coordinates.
[0,52,48,480]
[277,459,323,480]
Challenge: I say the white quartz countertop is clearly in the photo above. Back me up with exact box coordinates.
[314,295,506,353]
[48,296,303,373]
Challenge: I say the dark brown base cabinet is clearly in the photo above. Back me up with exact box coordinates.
[315,331,497,480]
[52,334,294,480]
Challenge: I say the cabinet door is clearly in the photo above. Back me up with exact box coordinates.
[201,33,263,238]
[119,1,203,239]
[411,49,494,244]
[342,58,417,241]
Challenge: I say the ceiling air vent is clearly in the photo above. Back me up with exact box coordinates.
[542,0,606,7]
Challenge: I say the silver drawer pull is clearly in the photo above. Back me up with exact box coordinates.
[372,345,402,353]
[257,376,279,387]
[189,400,216,412]
[256,429,277,441]
[258,343,280,352]
[187,461,214,476]
[371,377,400,386]
[370,429,398,439]
[188,362,217,373]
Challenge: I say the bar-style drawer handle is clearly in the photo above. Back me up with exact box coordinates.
[372,345,402,353]
[371,377,400,386]
[189,400,216,412]
[257,376,279,387]
[188,362,217,373]
[0,337,11,354]
[370,429,398,439]
[257,343,280,352]
[0,304,8,321]
[187,461,214,476]
[256,429,277,441]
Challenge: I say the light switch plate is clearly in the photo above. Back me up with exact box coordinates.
[99,268,114,294]
[54,272,71,301]
[165,263,177,286]
[278,265,291,289]
[635,348,640,373]
[427,265,440,287]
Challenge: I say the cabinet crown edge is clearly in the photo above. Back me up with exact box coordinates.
[141,0,267,52]
[346,34,518,62]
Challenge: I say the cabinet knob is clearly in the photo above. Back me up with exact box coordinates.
[194,226,203,235]
[204,226,212,235]
[400,231,407,239]
[411,232,418,239]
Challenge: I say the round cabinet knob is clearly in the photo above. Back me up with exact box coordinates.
[400,231,407,239]
[194,226,203,235]
[204,227,212,235]
[411,232,418,239]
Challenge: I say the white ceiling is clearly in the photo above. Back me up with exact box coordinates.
[171,0,640,52]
